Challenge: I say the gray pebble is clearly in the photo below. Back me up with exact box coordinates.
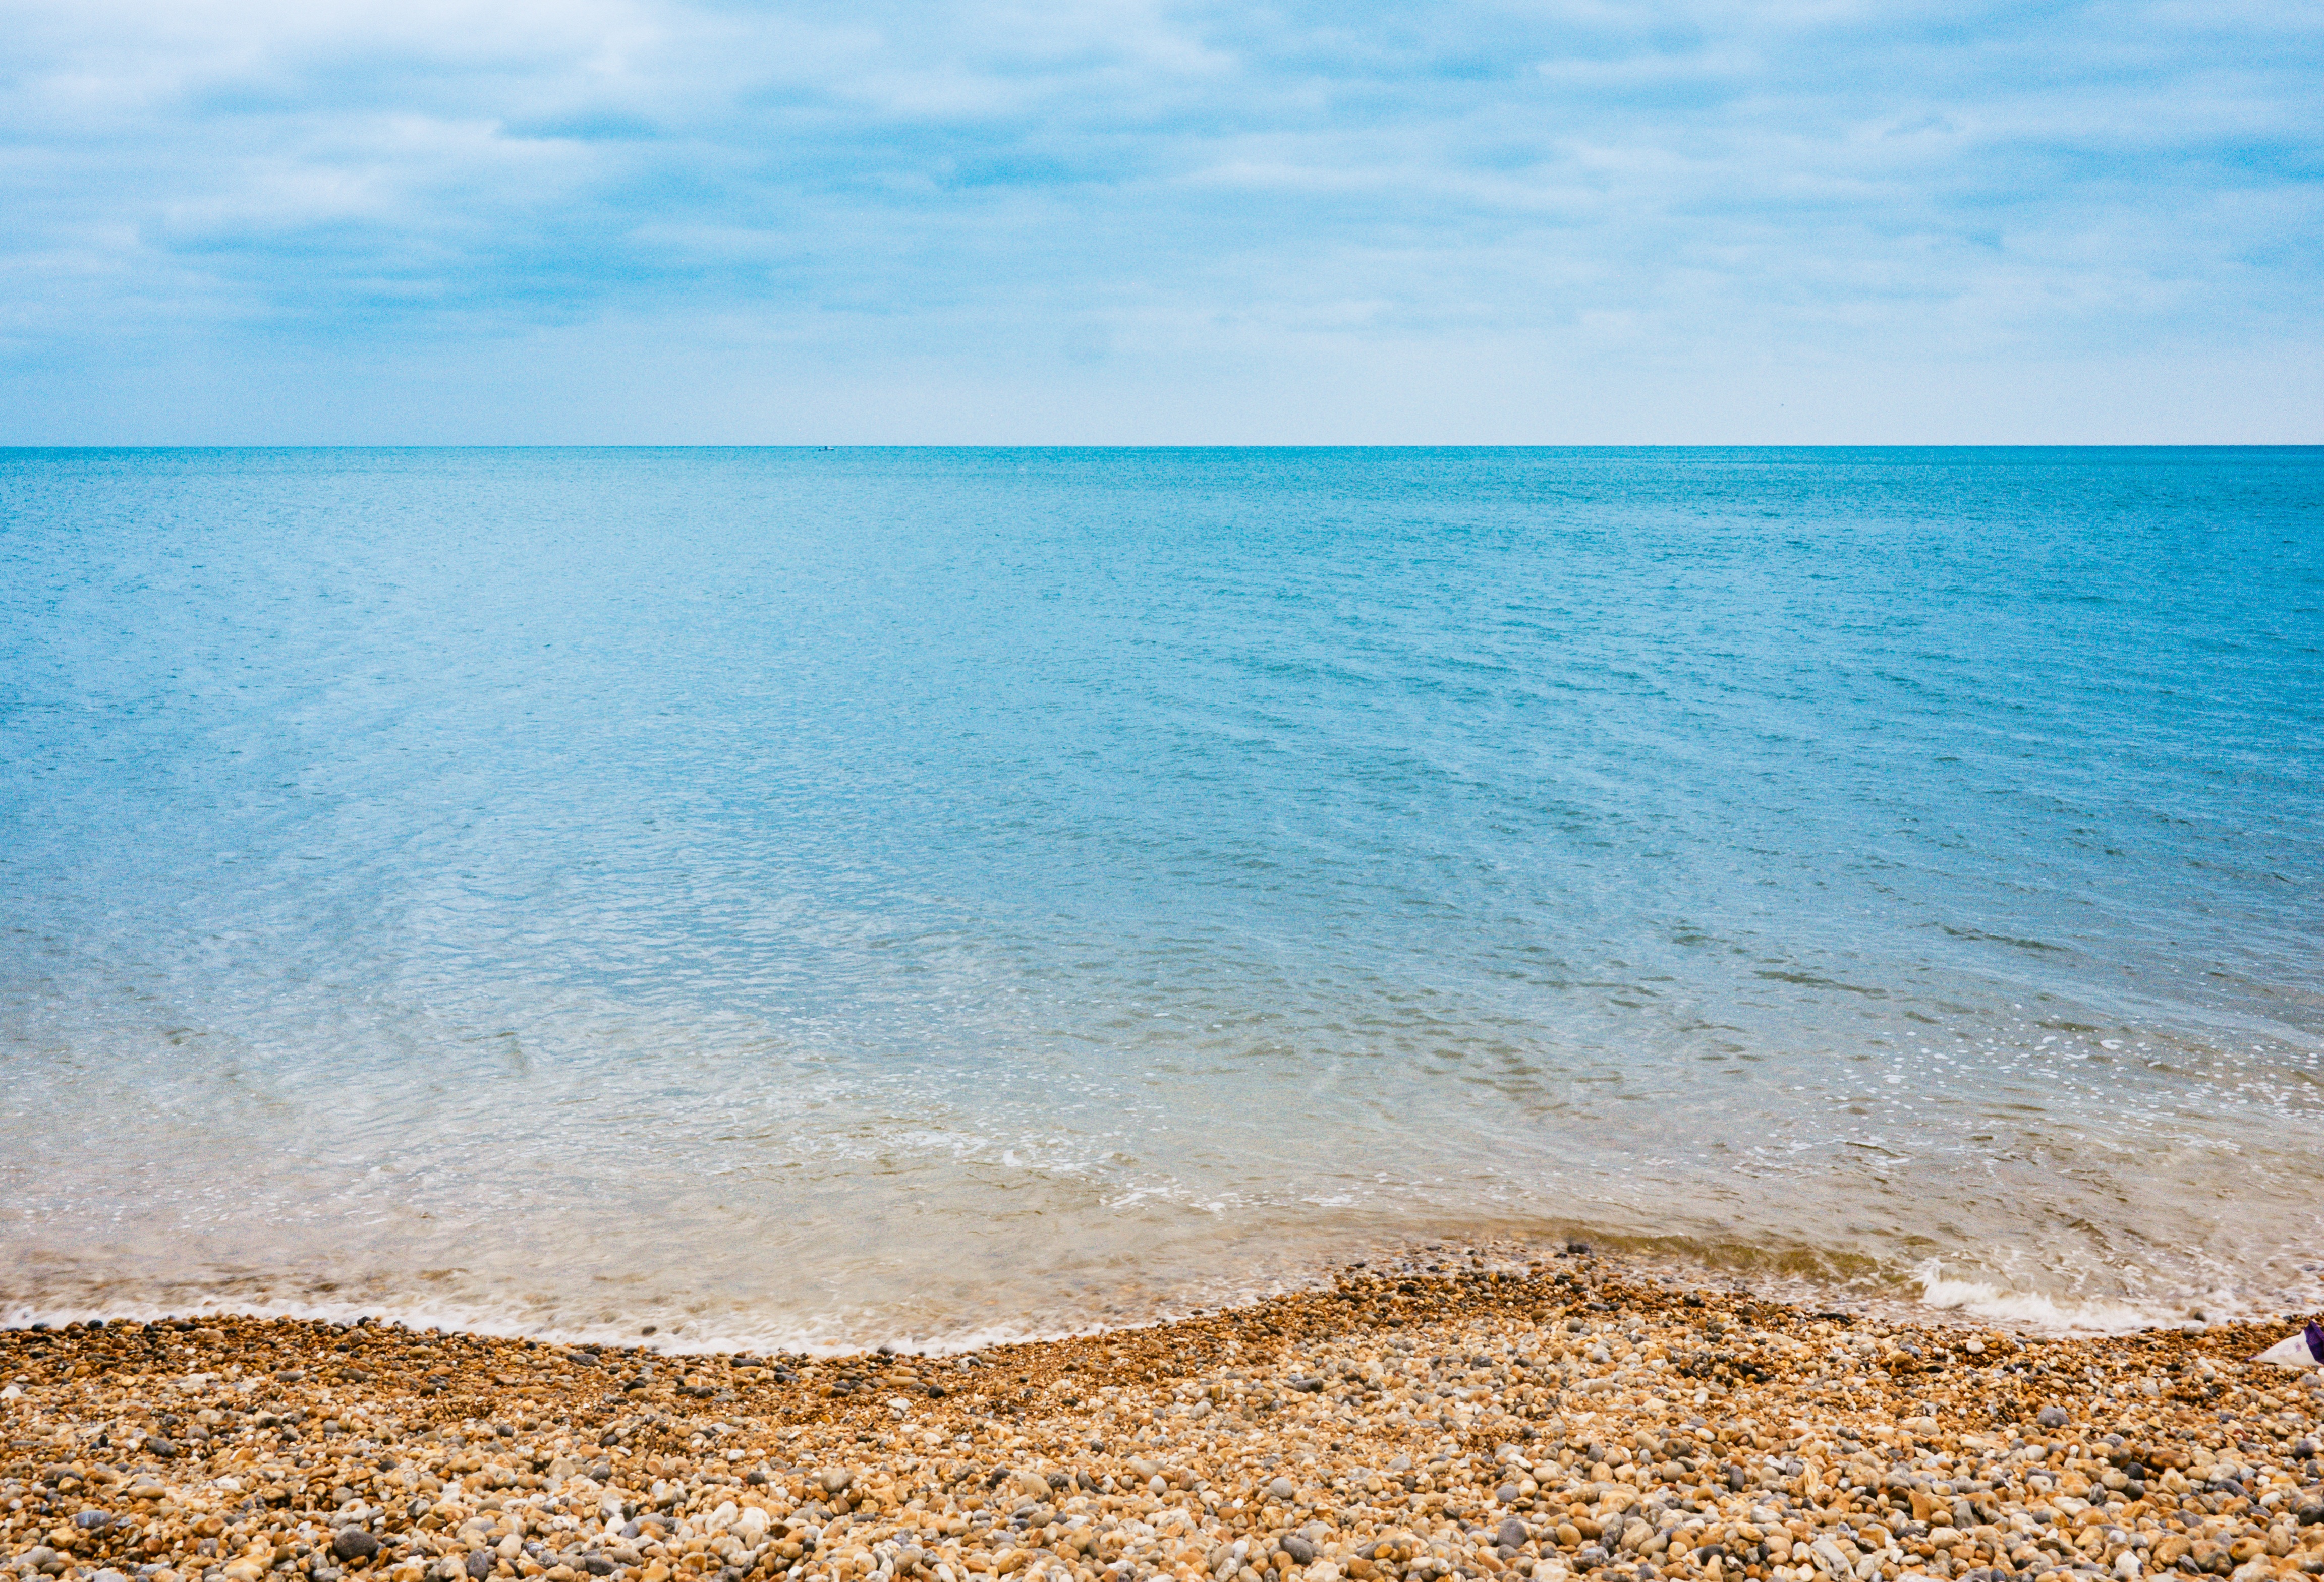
[1266,1477,1295,1502]
[2036,1406,2069,1429]
[1496,1519,1527,1551]
[334,1529,382,1562]
[1282,1537,1315,1566]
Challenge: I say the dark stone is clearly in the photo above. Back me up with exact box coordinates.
[1283,1538,1316,1566]
[466,1553,494,1579]
[1496,1520,1527,1551]
[334,1529,383,1562]
[2036,1407,2069,1429]
[1565,1242,1591,1256]
[584,1558,616,1576]
[144,1436,179,1458]
[74,1511,112,1531]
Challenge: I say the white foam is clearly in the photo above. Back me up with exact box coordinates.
[0,1239,2269,1354]
[1911,1261,2190,1334]
[0,1286,1202,1359]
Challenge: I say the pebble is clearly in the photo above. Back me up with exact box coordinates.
[7,1256,2324,1582]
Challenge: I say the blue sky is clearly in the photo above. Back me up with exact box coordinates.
[2,0,2318,441]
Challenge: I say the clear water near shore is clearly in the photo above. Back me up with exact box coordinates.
[3,446,2320,1350]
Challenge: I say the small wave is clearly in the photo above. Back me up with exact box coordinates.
[1911,1260,2184,1334]
[0,1288,1093,1359]
[1937,925,2067,953]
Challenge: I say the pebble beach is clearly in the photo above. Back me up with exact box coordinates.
[10,1254,2322,1582]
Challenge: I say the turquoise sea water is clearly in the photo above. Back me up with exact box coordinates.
[3,447,2320,1348]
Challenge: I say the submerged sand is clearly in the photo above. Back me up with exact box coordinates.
[6,1258,2320,1582]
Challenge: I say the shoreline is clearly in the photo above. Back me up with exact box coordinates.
[7,1258,2320,1582]
[0,1232,2230,1358]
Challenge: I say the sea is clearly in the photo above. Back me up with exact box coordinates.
[3,447,2319,1353]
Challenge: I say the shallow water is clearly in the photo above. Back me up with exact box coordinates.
[3,446,2320,1348]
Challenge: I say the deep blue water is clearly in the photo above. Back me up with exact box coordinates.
[3,447,2320,1346]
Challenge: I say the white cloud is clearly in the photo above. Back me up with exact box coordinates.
[0,0,2316,437]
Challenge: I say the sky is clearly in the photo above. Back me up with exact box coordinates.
[1,0,2319,442]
